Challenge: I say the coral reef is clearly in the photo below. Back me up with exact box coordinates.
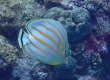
[0,0,45,28]
[68,7,92,41]
[85,0,101,12]
[102,1,110,15]
[44,7,64,19]
[0,61,13,80]
[89,52,102,69]
[44,7,92,41]
[0,35,17,64]
[84,0,103,4]
[0,35,18,80]
[12,48,48,80]
[1,0,110,80]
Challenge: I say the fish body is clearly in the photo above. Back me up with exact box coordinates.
[18,19,70,65]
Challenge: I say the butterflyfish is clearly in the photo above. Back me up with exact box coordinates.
[18,19,70,65]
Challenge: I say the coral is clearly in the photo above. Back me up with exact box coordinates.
[67,7,92,41]
[43,7,64,19]
[86,2,100,12]
[43,7,92,42]
[0,0,32,18]
[54,56,77,79]
[0,35,17,64]
[84,0,103,12]
[84,0,103,4]
[0,0,46,29]
[1,0,110,80]
[78,75,98,80]
[12,54,41,80]
[76,54,90,75]
[102,2,110,15]
[12,48,49,80]
[0,60,13,80]
[0,35,18,80]
[89,52,102,69]
[30,67,48,80]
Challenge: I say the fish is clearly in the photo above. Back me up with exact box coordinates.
[18,19,70,65]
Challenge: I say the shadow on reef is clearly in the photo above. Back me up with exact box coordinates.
[0,64,13,80]
[102,34,110,79]
[36,0,62,9]
[0,26,19,45]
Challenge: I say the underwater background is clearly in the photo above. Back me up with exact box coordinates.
[0,0,110,80]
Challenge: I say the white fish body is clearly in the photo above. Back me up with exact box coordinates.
[18,19,70,65]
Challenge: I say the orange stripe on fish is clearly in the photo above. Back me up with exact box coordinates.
[27,43,45,58]
[39,24,64,47]
[23,46,37,60]
[48,22,66,43]
[27,36,57,57]
[32,26,58,47]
